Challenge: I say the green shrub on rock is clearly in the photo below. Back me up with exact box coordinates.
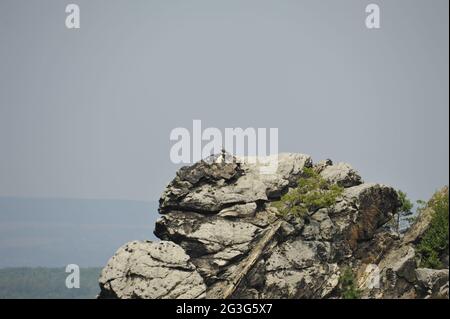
[398,190,414,214]
[392,190,414,232]
[271,167,344,218]
[417,190,449,269]
[338,267,361,299]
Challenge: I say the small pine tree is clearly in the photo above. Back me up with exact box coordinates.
[271,167,343,219]
[338,267,361,299]
[394,190,414,233]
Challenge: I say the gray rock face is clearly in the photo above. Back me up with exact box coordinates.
[99,153,448,299]
[159,153,312,213]
[99,241,206,299]
[332,183,400,250]
[218,203,258,218]
[320,162,363,187]
[356,187,449,299]
[415,268,449,299]
[154,211,264,281]
[366,244,418,298]
[260,240,340,298]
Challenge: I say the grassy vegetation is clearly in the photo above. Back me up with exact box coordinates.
[338,267,361,299]
[417,189,449,269]
[0,267,101,299]
[271,167,344,218]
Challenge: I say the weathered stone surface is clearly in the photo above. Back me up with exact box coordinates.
[263,263,340,298]
[311,209,337,241]
[154,211,263,280]
[356,186,448,299]
[255,239,339,298]
[99,241,206,299]
[159,153,312,213]
[378,245,417,283]
[354,230,397,264]
[100,153,448,300]
[313,159,333,174]
[218,203,257,218]
[415,268,449,299]
[155,212,261,255]
[329,183,400,252]
[320,162,363,188]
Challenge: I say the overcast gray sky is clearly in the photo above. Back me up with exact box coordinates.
[0,0,448,203]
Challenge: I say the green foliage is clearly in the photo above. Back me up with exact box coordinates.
[405,200,426,225]
[271,167,344,218]
[397,190,413,214]
[417,191,449,269]
[405,215,417,224]
[416,199,427,210]
[391,190,414,233]
[338,267,361,299]
[0,267,101,299]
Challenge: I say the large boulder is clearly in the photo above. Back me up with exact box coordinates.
[415,268,449,299]
[155,155,402,298]
[99,241,206,299]
[320,162,363,188]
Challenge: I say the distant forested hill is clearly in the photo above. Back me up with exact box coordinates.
[0,267,101,299]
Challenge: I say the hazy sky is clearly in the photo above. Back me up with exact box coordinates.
[0,0,448,203]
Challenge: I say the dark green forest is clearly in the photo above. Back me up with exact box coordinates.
[0,267,101,299]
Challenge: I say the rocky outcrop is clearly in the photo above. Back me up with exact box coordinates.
[99,153,448,299]
[159,153,312,213]
[356,186,449,299]
[402,188,447,245]
[319,162,363,188]
[99,241,206,299]
[415,268,449,299]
